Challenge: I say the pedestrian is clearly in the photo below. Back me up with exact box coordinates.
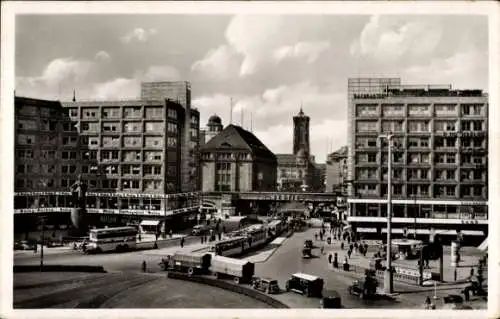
[341,242,344,250]
[348,249,352,259]
[218,232,222,241]
[314,233,318,241]
[424,296,431,310]
[354,242,358,250]
[328,253,332,264]
[33,243,37,255]
[201,235,204,244]
[349,243,353,252]
[138,233,142,241]
[141,260,147,273]
[180,237,184,248]
[169,229,173,238]
[463,286,470,302]
[320,246,324,255]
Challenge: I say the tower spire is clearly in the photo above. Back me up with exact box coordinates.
[72,89,76,102]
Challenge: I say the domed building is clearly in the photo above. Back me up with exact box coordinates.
[200,114,224,145]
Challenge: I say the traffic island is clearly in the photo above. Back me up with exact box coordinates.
[166,271,289,308]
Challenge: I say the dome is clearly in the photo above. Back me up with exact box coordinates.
[208,114,222,125]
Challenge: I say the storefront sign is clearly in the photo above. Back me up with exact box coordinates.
[15,207,71,214]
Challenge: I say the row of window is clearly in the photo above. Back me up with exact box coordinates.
[356,119,485,133]
[356,168,485,181]
[356,136,486,149]
[356,103,486,117]
[17,106,60,118]
[78,135,179,148]
[355,184,485,197]
[356,152,485,165]
[15,149,174,162]
[77,121,174,134]
[15,178,165,191]
[70,107,174,120]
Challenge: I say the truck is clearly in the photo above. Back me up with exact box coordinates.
[209,254,255,284]
[162,251,212,276]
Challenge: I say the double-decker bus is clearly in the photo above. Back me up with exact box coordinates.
[87,226,138,253]
[209,236,247,257]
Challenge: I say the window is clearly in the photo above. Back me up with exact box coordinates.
[105,165,118,175]
[123,150,142,161]
[102,136,120,147]
[446,154,456,164]
[144,165,162,175]
[356,104,378,117]
[17,120,37,130]
[393,184,403,195]
[167,122,177,133]
[168,108,177,119]
[382,104,404,116]
[435,121,456,132]
[356,121,377,132]
[145,107,163,118]
[167,137,177,147]
[123,136,141,147]
[131,165,141,175]
[145,136,163,148]
[124,107,142,118]
[18,134,36,145]
[122,179,140,189]
[472,120,483,131]
[102,122,119,132]
[19,106,37,116]
[473,186,483,197]
[145,122,164,133]
[446,186,456,196]
[82,151,97,160]
[124,122,142,133]
[190,115,199,125]
[102,107,120,119]
[435,104,456,116]
[102,150,119,161]
[408,121,429,132]
[382,120,404,132]
[145,151,162,161]
[144,180,162,190]
[462,121,471,131]
[367,154,376,163]
[408,104,429,116]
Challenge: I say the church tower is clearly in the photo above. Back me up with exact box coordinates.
[293,107,310,156]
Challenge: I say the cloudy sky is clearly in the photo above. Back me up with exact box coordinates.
[15,14,488,162]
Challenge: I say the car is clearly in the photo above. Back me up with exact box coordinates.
[252,277,280,294]
[191,225,209,236]
[304,240,313,249]
[320,290,342,308]
[14,240,34,250]
[347,278,377,299]
[302,247,313,258]
[285,273,324,298]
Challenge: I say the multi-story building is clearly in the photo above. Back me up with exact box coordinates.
[14,82,202,240]
[325,146,348,194]
[200,124,277,192]
[347,78,488,242]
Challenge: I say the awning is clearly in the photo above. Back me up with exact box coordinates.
[140,220,160,226]
[357,227,377,233]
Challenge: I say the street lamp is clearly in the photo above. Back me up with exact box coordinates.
[379,133,394,294]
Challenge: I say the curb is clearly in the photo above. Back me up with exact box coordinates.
[166,271,289,308]
[13,265,106,273]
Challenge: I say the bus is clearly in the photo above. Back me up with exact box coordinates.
[267,220,283,238]
[209,236,247,257]
[244,224,268,247]
[87,226,138,253]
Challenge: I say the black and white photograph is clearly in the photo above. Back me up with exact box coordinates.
[1,1,499,319]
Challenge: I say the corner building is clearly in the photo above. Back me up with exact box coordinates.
[347,78,488,243]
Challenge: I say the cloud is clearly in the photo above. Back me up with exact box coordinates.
[95,50,111,61]
[191,45,241,80]
[143,65,181,82]
[121,28,157,44]
[403,48,488,90]
[90,78,140,100]
[273,41,331,63]
[16,57,94,99]
[351,16,442,60]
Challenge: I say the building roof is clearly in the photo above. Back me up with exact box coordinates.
[201,124,276,160]
[328,146,348,160]
[208,114,222,125]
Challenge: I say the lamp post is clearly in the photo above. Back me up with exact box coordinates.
[379,133,394,294]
